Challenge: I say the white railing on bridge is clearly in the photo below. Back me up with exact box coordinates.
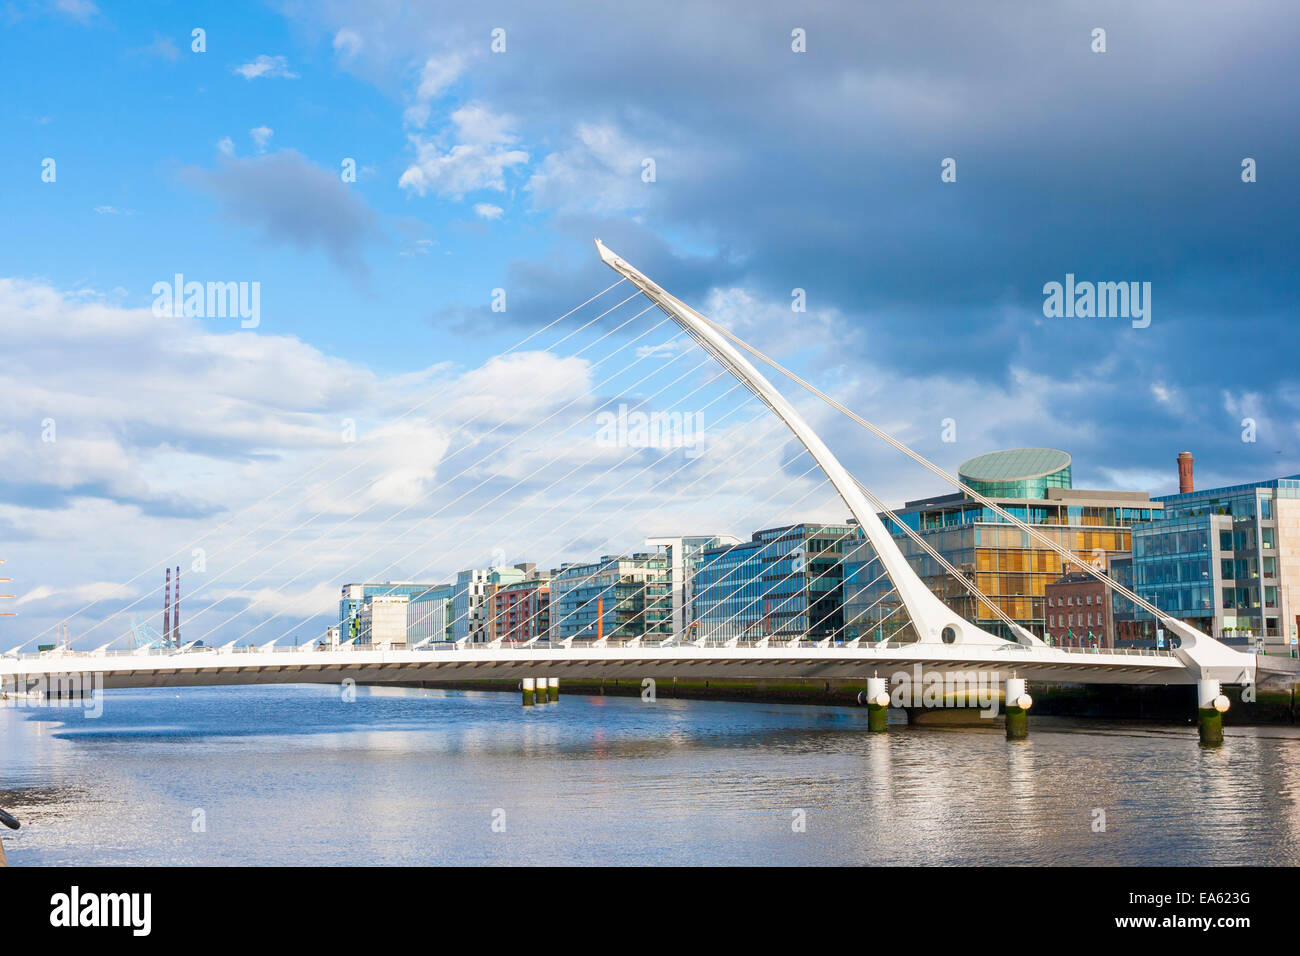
[6,638,1179,662]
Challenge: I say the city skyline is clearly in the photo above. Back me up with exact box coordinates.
[4,1,1297,652]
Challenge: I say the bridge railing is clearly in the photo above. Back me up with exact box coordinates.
[3,638,1180,661]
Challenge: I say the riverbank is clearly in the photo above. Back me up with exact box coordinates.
[386,677,1300,725]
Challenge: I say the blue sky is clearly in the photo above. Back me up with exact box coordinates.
[2,0,1297,647]
[1,0,564,376]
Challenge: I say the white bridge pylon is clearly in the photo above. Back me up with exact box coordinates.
[593,239,1255,685]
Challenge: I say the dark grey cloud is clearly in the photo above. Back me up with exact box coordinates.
[184,150,378,279]
[429,216,745,333]
[296,0,1300,486]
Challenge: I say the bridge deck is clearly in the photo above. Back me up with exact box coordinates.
[1,642,1193,690]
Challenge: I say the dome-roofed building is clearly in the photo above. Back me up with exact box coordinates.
[958,448,1072,500]
[843,447,1159,644]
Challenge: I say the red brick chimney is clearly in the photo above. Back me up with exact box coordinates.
[1177,451,1194,493]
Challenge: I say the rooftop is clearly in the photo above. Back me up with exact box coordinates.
[958,447,1072,482]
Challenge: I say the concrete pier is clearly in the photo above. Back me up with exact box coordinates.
[547,677,559,702]
[1005,677,1031,740]
[1198,678,1228,746]
[865,676,889,732]
[521,677,536,706]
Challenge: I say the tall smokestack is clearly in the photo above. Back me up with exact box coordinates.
[164,567,172,646]
[1177,451,1194,494]
[174,566,181,645]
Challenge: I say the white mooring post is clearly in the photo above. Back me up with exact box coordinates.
[521,677,536,707]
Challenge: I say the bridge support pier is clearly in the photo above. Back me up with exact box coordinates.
[522,677,536,707]
[864,676,889,732]
[1005,678,1031,740]
[547,677,559,702]
[1197,679,1229,747]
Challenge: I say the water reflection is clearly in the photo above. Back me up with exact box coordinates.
[1,685,1297,865]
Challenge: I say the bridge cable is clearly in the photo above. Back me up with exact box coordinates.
[18,278,631,651]
[686,310,1174,627]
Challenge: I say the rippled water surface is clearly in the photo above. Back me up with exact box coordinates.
[2,685,1298,865]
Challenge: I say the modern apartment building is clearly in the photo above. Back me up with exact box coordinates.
[452,565,537,643]
[549,553,670,643]
[406,583,456,645]
[357,593,410,647]
[643,534,743,640]
[486,574,551,643]
[691,523,859,642]
[338,582,451,643]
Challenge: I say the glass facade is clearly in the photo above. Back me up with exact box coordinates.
[691,524,857,641]
[958,448,1073,500]
[549,554,670,642]
[844,494,1147,640]
[1130,518,1212,620]
[1121,475,1300,651]
[407,586,455,645]
[339,582,451,642]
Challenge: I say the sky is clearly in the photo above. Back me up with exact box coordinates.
[2,0,1297,649]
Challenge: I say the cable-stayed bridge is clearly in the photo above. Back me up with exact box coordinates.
[2,241,1269,743]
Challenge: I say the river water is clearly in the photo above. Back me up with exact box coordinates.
[2,684,1298,866]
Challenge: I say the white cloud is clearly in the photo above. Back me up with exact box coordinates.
[399,238,435,257]
[399,104,528,199]
[403,53,467,127]
[216,581,340,620]
[526,122,657,214]
[332,28,363,61]
[233,55,298,81]
[1151,382,1179,406]
[55,0,97,22]
[14,581,136,607]
[217,136,235,156]
[250,126,274,151]
[473,203,503,220]
[5,277,760,651]
[138,35,179,62]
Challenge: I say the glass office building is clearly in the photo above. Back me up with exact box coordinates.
[338,582,451,643]
[644,534,743,640]
[407,584,456,645]
[549,554,671,642]
[958,447,1072,500]
[691,523,858,641]
[1120,475,1300,653]
[843,448,1159,641]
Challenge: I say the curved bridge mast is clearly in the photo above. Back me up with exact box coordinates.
[594,239,1256,689]
[595,239,1005,649]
